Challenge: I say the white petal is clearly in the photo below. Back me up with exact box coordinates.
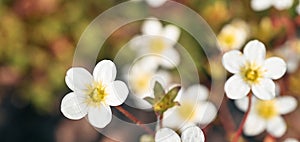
[284,138,299,142]
[181,126,205,142]
[88,104,112,128]
[275,96,298,115]
[162,107,184,130]
[93,60,117,84]
[160,48,180,68]
[273,0,293,10]
[251,0,272,11]
[263,57,287,79]
[146,0,167,7]
[243,113,266,136]
[194,102,217,125]
[222,50,246,74]
[234,96,250,112]
[252,78,275,100]
[61,92,88,120]
[267,116,287,138]
[243,40,266,64]
[155,128,181,142]
[105,81,129,106]
[142,18,162,36]
[162,25,180,42]
[225,75,250,99]
[183,84,209,101]
[65,67,93,91]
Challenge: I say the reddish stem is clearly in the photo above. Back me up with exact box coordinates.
[115,106,155,135]
[233,93,253,142]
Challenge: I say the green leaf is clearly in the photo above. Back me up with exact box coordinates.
[153,81,164,99]
[165,86,181,101]
[144,97,155,105]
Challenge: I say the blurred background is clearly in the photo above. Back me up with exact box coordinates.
[0,0,300,142]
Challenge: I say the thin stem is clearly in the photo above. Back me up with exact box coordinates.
[232,93,252,142]
[115,106,155,135]
[158,114,163,129]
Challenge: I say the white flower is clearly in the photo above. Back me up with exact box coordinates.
[222,40,287,100]
[235,95,298,137]
[61,60,129,128]
[145,0,167,7]
[155,126,205,142]
[162,84,217,130]
[276,39,300,73]
[218,20,249,51]
[126,57,172,109]
[284,138,299,142]
[130,17,181,69]
[251,0,294,11]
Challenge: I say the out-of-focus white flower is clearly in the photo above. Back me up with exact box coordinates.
[145,0,167,7]
[284,138,300,142]
[251,0,294,11]
[218,20,249,51]
[162,84,217,130]
[155,126,205,142]
[235,95,298,137]
[127,57,172,109]
[296,0,300,15]
[130,17,181,69]
[222,40,287,100]
[61,60,129,128]
[276,39,300,73]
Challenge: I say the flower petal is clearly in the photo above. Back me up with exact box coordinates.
[283,138,299,142]
[160,48,180,68]
[267,116,287,138]
[263,57,287,80]
[251,0,272,11]
[222,50,246,74]
[243,113,266,136]
[61,92,88,120]
[105,81,129,106]
[155,128,181,142]
[163,107,184,130]
[146,0,167,7]
[234,96,250,112]
[181,126,205,142]
[275,96,298,115]
[243,40,266,64]
[142,18,162,36]
[225,75,250,99]
[252,78,275,100]
[194,102,217,125]
[93,60,116,84]
[65,67,93,92]
[183,84,209,102]
[88,104,112,128]
[273,0,293,10]
[162,25,180,42]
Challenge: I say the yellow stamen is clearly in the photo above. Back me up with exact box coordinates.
[255,100,278,120]
[240,62,264,84]
[177,101,197,121]
[132,72,152,95]
[150,38,166,53]
[86,82,107,107]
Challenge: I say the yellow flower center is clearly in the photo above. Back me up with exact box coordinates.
[240,62,264,84]
[255,100,278,120]
[218,33,236,49]
[177,101,197,121]
[86,82,107,106]
[132,72,152,95]
[150,38,166,53]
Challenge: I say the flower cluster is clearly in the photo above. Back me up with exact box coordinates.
[60,6,300,142]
